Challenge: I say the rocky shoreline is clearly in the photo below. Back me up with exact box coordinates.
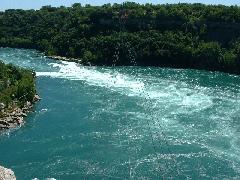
[46,55,82,63]
[0,95,41,131]
[0,166,16,180]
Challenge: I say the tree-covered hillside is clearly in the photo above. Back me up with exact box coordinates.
[1,3,240,73]
[0,61,36,111]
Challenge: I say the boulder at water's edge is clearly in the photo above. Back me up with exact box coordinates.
[0,166,16,180]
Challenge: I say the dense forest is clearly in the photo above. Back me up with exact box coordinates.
[1,2,240,74]
[0,61,36,111]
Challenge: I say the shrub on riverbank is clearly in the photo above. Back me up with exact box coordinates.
[0,61,36,112]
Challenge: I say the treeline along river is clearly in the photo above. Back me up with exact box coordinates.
[1,3,240,74]
[0,48,240,179]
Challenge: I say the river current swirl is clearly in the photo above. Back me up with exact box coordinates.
[0,48,240,179]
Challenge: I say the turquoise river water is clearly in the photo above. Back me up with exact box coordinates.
[0,48,240,179]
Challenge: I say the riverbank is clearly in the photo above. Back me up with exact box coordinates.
[0,166,16,180]
[0,61,39,131]
[2,3,240,75]
[0,95,41,131]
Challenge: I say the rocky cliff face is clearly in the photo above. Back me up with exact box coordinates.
[0,95,41,131]
[0,101,33,130]
[0,166,16,180]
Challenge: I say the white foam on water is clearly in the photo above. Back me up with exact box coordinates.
[36,61,213,108]
[35,59,240,172]
[36,61,145,96]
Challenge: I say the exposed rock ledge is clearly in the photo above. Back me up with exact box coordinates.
[46,55,82,63]
[0,94,41,131]
[0,166,16,180]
